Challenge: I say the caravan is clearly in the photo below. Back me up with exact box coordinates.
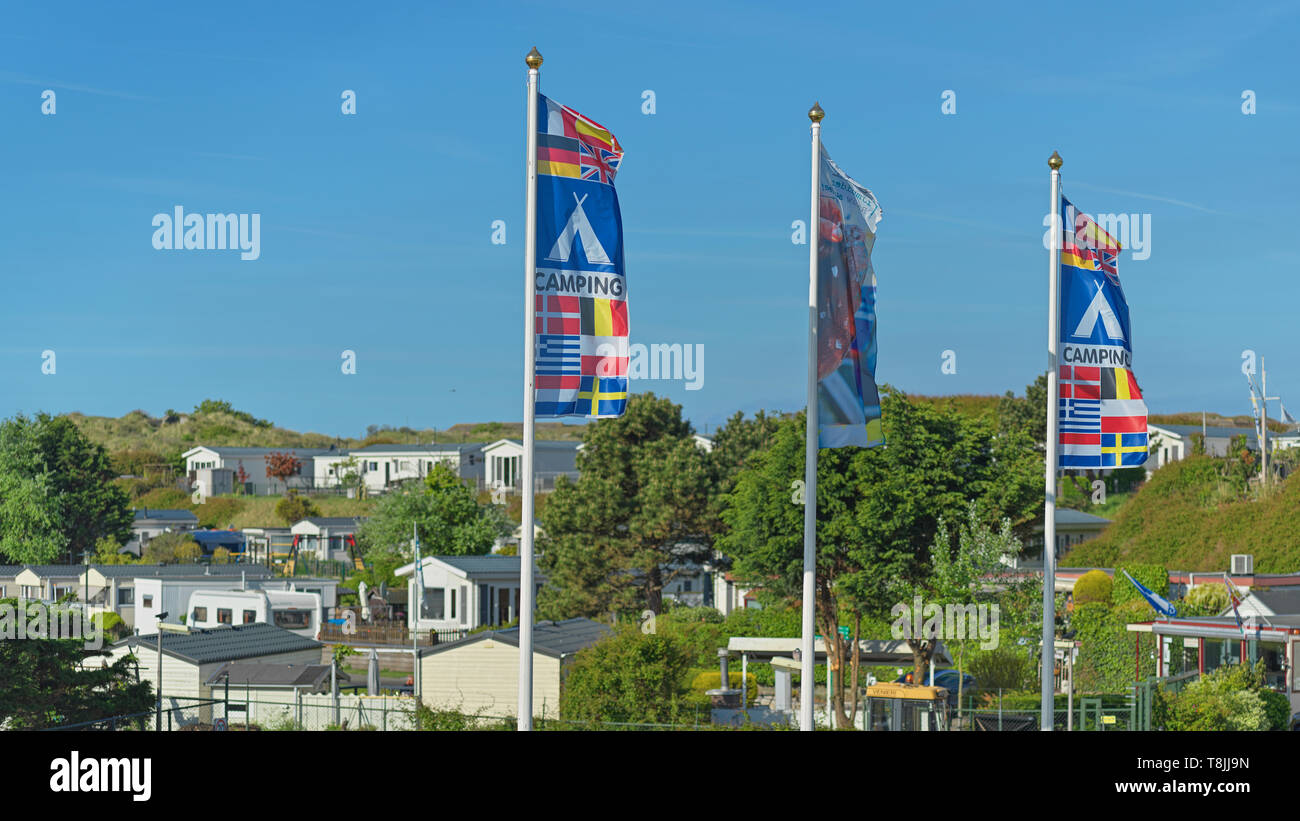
[185,588,323,639]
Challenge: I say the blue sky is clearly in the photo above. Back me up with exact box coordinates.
[2,1,1298,439]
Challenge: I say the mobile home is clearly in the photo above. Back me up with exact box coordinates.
[186,589,323,639]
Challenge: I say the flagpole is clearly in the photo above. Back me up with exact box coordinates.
[801,101,824,732]
[1041,150,1063,732]
[518,45,542,731]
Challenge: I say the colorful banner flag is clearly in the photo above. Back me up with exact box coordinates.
[534,94,628,418]
[1057,195,1148,469]
[1121,569,1177,618]
[815,145,884,448]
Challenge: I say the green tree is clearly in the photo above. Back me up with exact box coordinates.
[997,373,1048,447]
[719,387,1041,727]
[0,413,133,564]
[92,535,141,565]
[889,504,1023,713]
[538,394,716,620]
[356,463,507,569]
[0,600,153,729]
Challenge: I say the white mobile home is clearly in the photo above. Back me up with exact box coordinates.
[187,589,323,639]
[396,555,544,634]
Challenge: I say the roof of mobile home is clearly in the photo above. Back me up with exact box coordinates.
[114,623,321,664]
[419,617,611,660]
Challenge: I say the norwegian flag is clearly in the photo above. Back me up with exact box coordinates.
[579,141,621,184]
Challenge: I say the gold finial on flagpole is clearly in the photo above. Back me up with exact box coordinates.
[526,47,543,69]
[1048,151,1063,170]
[808,101,825,123]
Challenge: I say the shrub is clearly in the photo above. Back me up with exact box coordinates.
[1157,660,1286,731]
[1073,602,1156,692]
[275,491,320,526]
[1180,584,1229,617]
[689,670,758,705]
[966,645,1034,691]
[1073,570,1112,605]
[143,532,201,564]
[560,627,693,725]
[195,497,243,528]
[92,611,130,641]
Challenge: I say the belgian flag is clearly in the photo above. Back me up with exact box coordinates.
[1100,366,1142,401]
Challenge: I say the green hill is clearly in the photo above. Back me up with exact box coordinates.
[1149,411,1289,434]
[64,402,589,469]
[1062,456,1300,572]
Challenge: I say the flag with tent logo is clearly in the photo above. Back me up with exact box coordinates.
[1057,195,1148,469]
[533,93,629,418]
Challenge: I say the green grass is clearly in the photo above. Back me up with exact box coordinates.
[1063,456,1300,571]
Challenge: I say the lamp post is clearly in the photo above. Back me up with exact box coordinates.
[155,611,169,731]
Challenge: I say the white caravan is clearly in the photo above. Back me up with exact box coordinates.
[185,588,322,639]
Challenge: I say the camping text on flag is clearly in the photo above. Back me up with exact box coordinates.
[534,94,628,418]
[1057,195,1148,470]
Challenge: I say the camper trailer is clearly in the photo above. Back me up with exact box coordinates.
[185,588,323,639]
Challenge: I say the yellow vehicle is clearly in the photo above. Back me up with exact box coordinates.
[864,683,950,731]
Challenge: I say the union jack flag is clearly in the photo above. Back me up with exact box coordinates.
[579,141,621,184]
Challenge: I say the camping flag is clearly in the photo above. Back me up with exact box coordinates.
[1057,195,1148,470]
[815,145,884,448]
[1121,569,1177,618]
[533,94,629,418]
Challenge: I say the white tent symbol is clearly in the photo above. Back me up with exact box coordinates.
[546,193,612,265]
[1072,282,1125,341]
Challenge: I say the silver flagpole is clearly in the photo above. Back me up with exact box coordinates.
[1041,150,1063,731]
[801,102,824,732]
[518,46,542,731]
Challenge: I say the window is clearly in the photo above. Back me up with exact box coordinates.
[117,587,134,606]
[193,606,208,622]
[142,595,153,608]
[0,585,5,597]
[217,608,232,624]
[274,610,311,630]
[423,588,445,620]
[368,462,378,471]
[242,609,257,624]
